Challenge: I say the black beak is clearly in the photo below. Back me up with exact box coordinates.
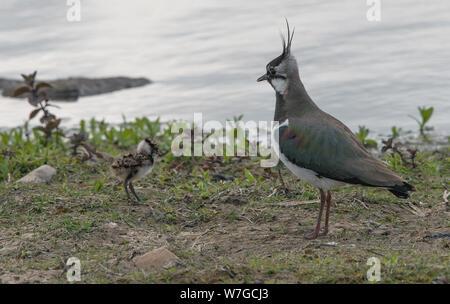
[257,73,269,82]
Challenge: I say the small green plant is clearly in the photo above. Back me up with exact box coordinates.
[244,168,256,183]
[355,126,377,149]
[92,177,106,193]
[409,106,434,135]
[382,137,420,169]
[390,126,403,139]
[68,131,89,156]
[383,253,400,276]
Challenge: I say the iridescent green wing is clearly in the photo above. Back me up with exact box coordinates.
[277,117,383,185]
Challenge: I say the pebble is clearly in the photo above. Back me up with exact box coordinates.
[134,247,181,272]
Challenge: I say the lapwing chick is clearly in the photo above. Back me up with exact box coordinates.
[111,138,159,203]
[258,20,415,239]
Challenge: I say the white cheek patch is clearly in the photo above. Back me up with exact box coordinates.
[270,78,287,94]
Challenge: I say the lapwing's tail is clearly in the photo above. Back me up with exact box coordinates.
[388,182,416,199]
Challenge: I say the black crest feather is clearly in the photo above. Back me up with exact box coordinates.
[266,19,296,70]
[281,18,295,57]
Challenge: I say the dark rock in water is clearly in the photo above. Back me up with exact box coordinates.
[0,76,151,101]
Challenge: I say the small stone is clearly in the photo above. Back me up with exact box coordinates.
[105,222,118,229]
[324,242,338,246]
[134,247,181,272]
[16,165,56,184]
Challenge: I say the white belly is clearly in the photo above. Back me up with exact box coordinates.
[279,153,345,190]
[272,119,345,191]
[129,165,153,181]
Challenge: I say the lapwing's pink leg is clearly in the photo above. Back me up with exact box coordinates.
[278,167,288,190]
[305,189,326,239]
[318,191,332,236]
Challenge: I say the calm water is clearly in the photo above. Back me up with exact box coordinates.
[0,0,449,133]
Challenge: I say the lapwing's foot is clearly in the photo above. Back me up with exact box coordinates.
[128,198,142,205]
[318,229,329,237]
[304,228,329,239]
[304,231,320,240]
[277,168,290,193]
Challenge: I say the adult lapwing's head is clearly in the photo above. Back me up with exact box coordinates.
[257,19,299,95]
[137,138,160,157]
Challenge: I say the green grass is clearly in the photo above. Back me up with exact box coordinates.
[0,117,448,283]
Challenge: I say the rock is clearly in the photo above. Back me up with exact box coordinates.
[17,165,56,184]
[0,76,151,101]
[134,247,181,272]
[324,242,338,247]
[102,222,128,235]
[104,222,118,229]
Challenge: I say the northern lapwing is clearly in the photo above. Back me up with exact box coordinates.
[111,138,160,203]
[257,21,415,239]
